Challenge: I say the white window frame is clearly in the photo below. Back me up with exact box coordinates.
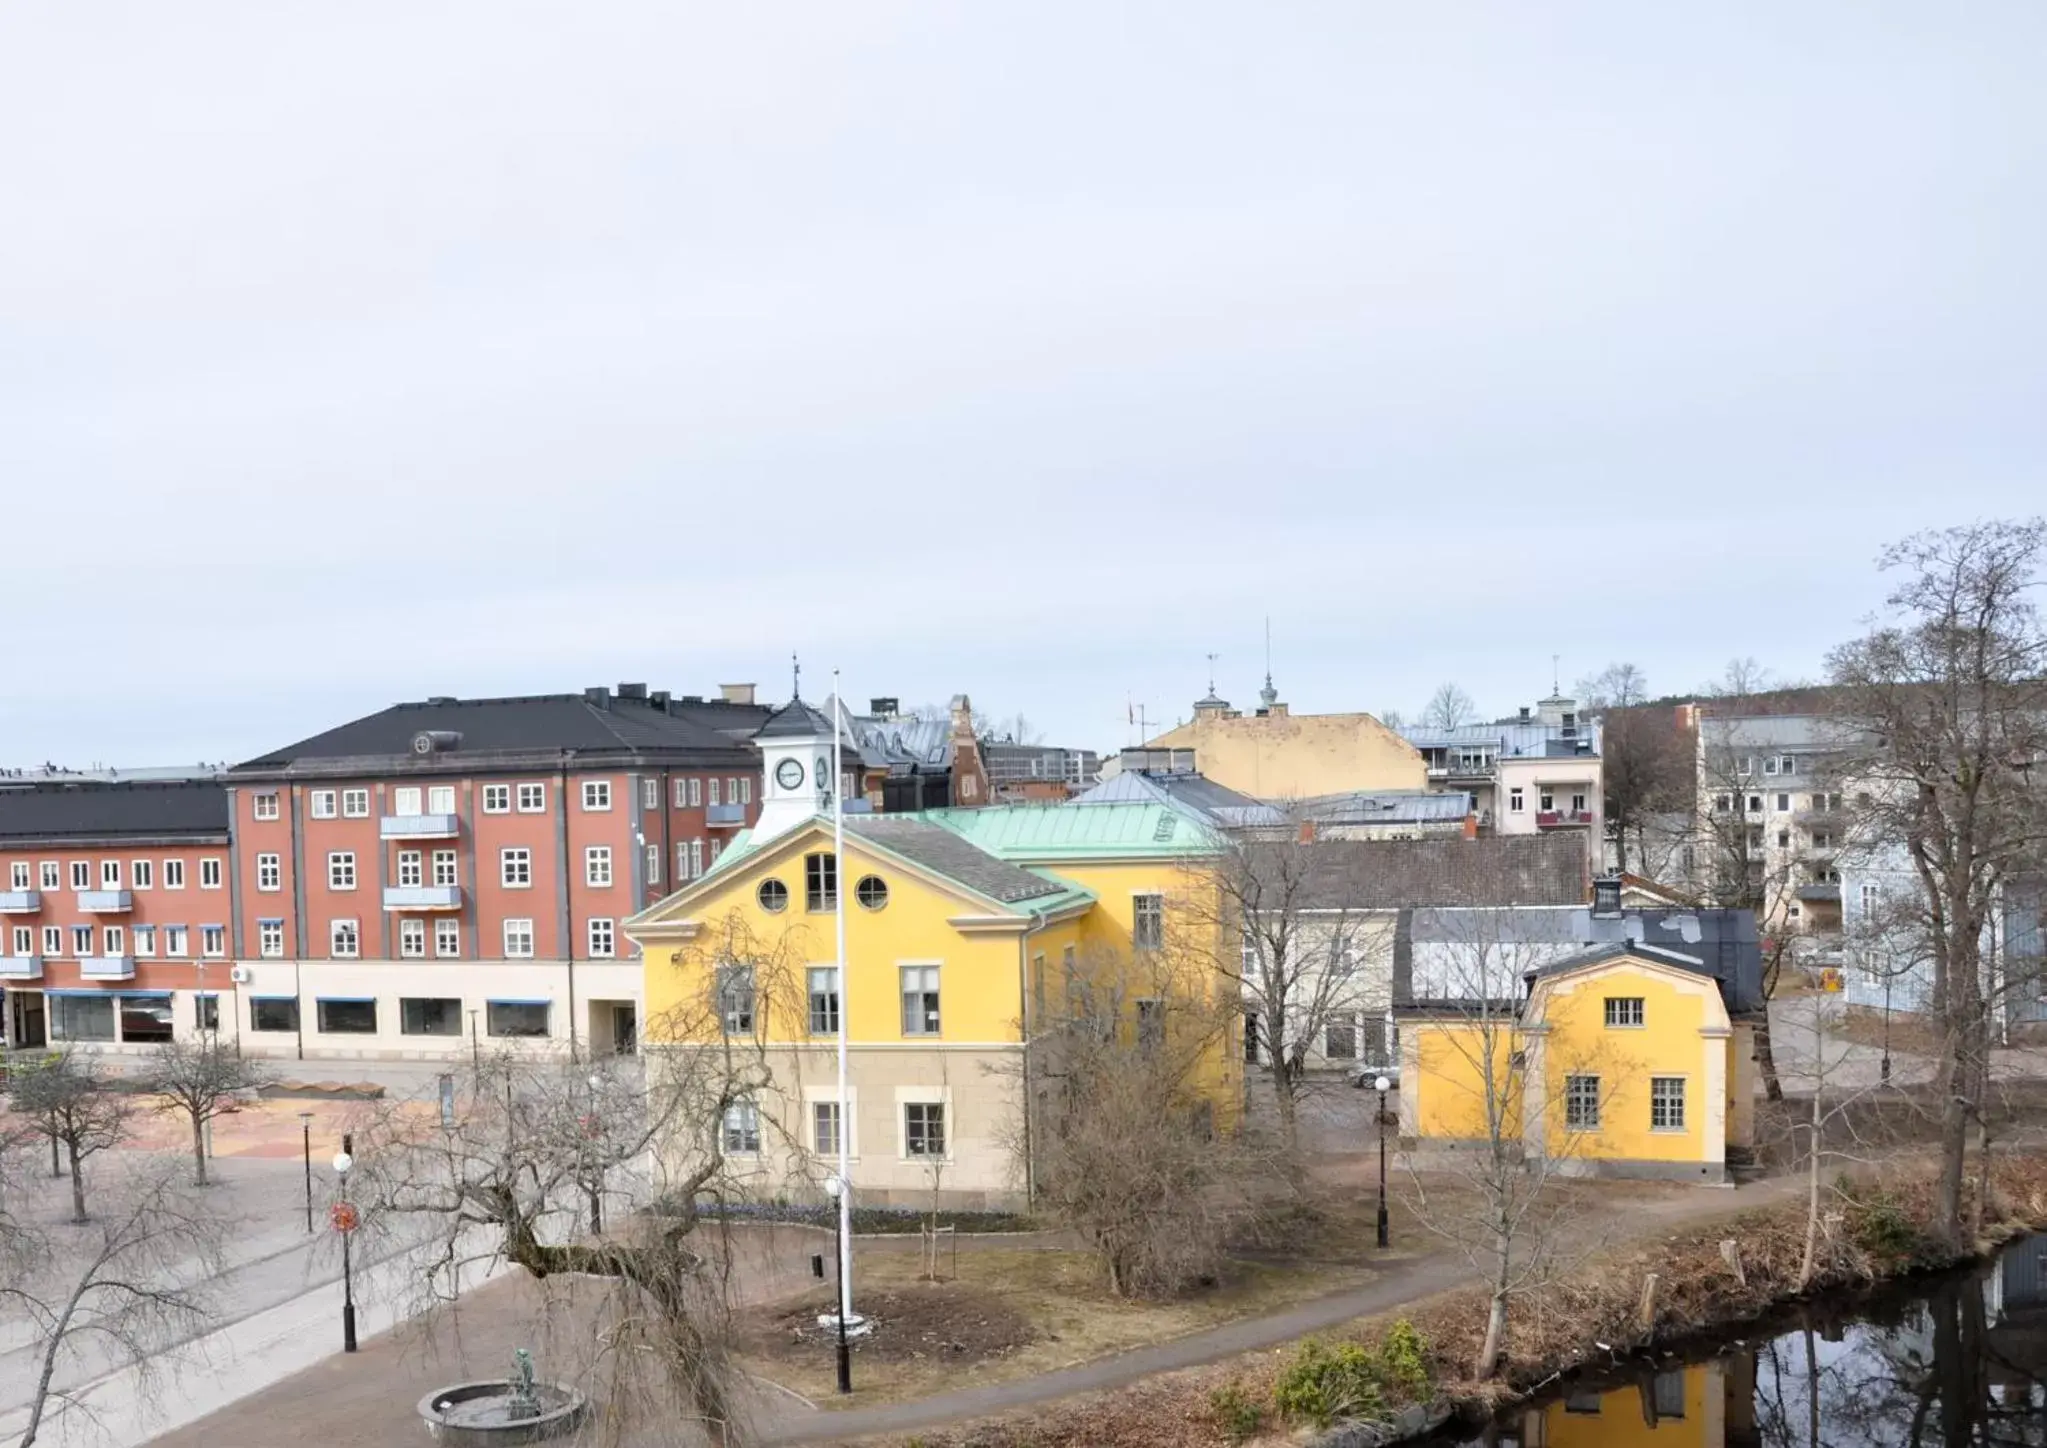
[432,849,458,887]
[252,792,280,821]
[330,919,360,959]
[708,777,721,807]
[11,924,31,954]
[581,780,612,812]
[517,783,546,814]
[1132,893,1165,950]
[104,925,125,956]
[690,839,704,877]
[676,842,691,881]
[501,848,532,888]
[201,925,226,958]
[645,844,660,885]
[399,918,427,959]
[900,964,941,1036]
[257,853,281,891]
[39,862,59,891]
[135,924,157,957]
[1650,1076,1687,1132]
[588,917,615,958]
[101,859,121,889]
[585,846,612,887]
[341,788,370,818]
[1508,787,1524,813]
[503,918,535,958]
[688,778,702,807]
[642,778,659,809]
[435,918,461,958]
[721,1101,761,1155]
[42,925,62,957]
[310,790,338,819]
[165,925,189,957]
[901,1097,948,1161]
[200,857,222,889]
[133,859,154,890]
[163,859,186,890]
[70,861,90,891]
[328,852,357,890]
[483,784,511,814]
[258,921,284,958]
[398,850,423,887]
[428,785,456,814]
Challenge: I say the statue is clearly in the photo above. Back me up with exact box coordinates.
[508,1347,541,1420]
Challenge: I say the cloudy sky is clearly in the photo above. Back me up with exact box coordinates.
[4,3,2043,764]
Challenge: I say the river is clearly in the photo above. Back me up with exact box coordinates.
[1449,1234,2047,1447]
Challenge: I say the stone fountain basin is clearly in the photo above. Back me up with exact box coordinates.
[418,1381,591,1445]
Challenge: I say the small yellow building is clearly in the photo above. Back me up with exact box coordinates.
[1399,943,1758,1185]
[626,694,1236,1210]
[1514,1356,1756,1446]
[1143,683,1425,801]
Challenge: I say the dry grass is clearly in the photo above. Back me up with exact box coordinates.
[736,1246,1374,1408]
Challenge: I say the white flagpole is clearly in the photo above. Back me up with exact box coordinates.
[832,672,853,1331]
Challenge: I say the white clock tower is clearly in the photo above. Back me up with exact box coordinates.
[751,689,842,846]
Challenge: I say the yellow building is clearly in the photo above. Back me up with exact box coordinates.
[1398,943,1758,1185]
[626,695,1235,1210]
[1516,1357,1756,1446]
[1143,682,1425,801]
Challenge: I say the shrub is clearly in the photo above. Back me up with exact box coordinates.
[1273,1338,1385,1428]
[1207,1381,1264,1444]
[1848,1191,1924,1268]
[1377,1318,1433,1404]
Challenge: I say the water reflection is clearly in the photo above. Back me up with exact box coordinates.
[1456,1235,2047,1447]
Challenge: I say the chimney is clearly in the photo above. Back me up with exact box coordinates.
[1591,874,1624,919]
[583,686,610,709]
[870,697,901,719]
[616,682,647,701]
[720,683,756,705]
[947,694,990,808]
[649,689,671,711]
[1519,706,1531,722]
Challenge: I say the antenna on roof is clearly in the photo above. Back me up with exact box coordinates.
[791,652,801,701]
[1261,617,1277,709]
[1552,653,1561,696]
[1204,652,1220,695]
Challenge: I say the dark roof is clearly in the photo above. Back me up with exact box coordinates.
[847,818,1068,904]
[234,691,752,772]
[1299,835,1586,909]
[755,697,839,741]
[1527,940,1713,980]
[0,782,229,843]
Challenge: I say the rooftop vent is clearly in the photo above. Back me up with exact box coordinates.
[584,686,610,709]
[681,694,704,704]
[426,695,458,706]
[617,682,648,700]
[411,730,462,756]
[870,697,901,718]
[649,690,671,711]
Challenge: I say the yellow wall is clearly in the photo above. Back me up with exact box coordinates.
[1404,1019,1521,1141]
[1522,1361,1727,1447]
[1147,710,1426,800]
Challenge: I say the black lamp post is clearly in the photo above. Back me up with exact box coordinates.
[1374,1074,1391,1250]
[1881,974,1894,1085]
[334,1134,358,1353]
[299,1110,314,1233]
[825,1173,852,1394]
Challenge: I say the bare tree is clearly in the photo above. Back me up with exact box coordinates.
[1577,662,1691,876]
[1827,517,2047,1245]
[1715,656,1775,698]
[143,1038,271,1186]
[1184,820,1384,1151]
[0,1161,222,1448]
[4,1051,133,1223]
[1011,943,1275,1296]
[1420,682,1477,733]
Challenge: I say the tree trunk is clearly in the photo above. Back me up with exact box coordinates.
[66,1138,85,1223]
[192,1114,209,1186]
[1969,1118,1993,1242]
[1797,1093,1822,1288]
[1268,1057,1297,1150]
[1477,1227,1512,1378]
[1936,1063,1970,1248]
[1754,1013,1786,1103]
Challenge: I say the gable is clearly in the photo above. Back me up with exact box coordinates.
[1523,952,1731,1034]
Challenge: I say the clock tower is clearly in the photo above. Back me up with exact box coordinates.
[751,689,842,846]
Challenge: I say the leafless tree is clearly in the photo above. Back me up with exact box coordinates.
[1420,682,1477,733]
[1009,943,1276,1297]
[1827,517,2047,1245]
[1577,662,1692,876]
[1399,921,1615,1379]
[1182,820,1385,1151]
[0,1160,223,1448]
[142,1038,271,1187]
[1715,656,1775,699]
[3,1050,134,1223]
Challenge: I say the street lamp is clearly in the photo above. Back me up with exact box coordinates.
[298,1111,315,1233]
[333,1139,358,1353]
[823,1174,852,1395]
[1374,1075,1392,1250]
[1881,972,1894,1085]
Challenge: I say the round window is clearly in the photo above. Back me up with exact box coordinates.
[757,879,790,914]
[855,875,889,911]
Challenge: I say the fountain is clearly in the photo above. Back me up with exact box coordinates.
[419,1348,591,1445]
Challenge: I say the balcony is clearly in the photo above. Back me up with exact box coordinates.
[76,889,133,913]
[706,802,746,827]
[1535,810,1596,829]
[0,954,42,981]
[80,954,136,981]
[383,884,463,911]
[0,890,39,913]
[381,813,461,840]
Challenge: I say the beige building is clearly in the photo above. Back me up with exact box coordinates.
[1144,678,1425,801]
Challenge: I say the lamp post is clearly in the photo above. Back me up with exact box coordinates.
[468,1008,481,1076]
[333,1137,358,1353]
[1881,973,1894,1085]
[1374,1075,1391,1250]
[299,1111,315,1233]
[823,1173,852,1395]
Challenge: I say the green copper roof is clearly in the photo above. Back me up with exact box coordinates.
[918,803,1220,861]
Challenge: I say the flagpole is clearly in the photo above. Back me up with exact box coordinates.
[832,672,855,1373]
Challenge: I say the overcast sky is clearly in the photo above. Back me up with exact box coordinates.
[4,4,2043,765]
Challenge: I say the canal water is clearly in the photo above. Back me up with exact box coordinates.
[1449,1234,2047,1446]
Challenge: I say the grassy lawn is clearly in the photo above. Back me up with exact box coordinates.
[735,1245,1380,1408]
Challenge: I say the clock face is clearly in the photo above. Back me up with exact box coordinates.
[775,758,805,791]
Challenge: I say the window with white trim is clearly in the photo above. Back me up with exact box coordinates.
[808,966,839,1036]
[813,1100,843,1157]
[40,862,59,891]
[517,783,546,813]
[1132,893,1165,950]
[690,839,704,877]
[330,919,359,958]
[904,1102,946,1158]
[252,792,280,821]
[688,777,702,807]
[588,918,615,957]
[501,848,532,888]
[258,921,283,957]
[165,925,188,956]
[483,784,511,814]
[11,925,31,954]
[201,925,225,958]
[163,859,186,889]
[503,918,535,958]
[1650,1076,1686,1131]
[900,965,940,1035]
[1603,997,1645,1028]
[43,925,62,956]
[393,786,422,816]
[428,785,455,814]
[585,846,612,887]
[133,859,154,890]
[676,842,691,881]
[708,777,720,807]
[721,1101,760,1154]
[738,778,752,805]
[582,780,612,812]
[645,844,659,884]
[432,849,457,887]
[257,853,281,891]
[104,925,125,955]
[642,778,659,809]
[435,918,460,957]
[328,852,356,890]
[400,919,427,958]
[70,861,90,890]
[718,964,755,1035]
[398,851,423,887]
[101,859,121,889]
[310,790,337,819]
[135,924,157,956]
[195,858,220,889]
[341,788,370,818]
[1565,1074,1601,1129]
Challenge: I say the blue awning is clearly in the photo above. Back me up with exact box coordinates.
[248,994,298,1002]
[487,998,552,1006]
[315,996,376,1004]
